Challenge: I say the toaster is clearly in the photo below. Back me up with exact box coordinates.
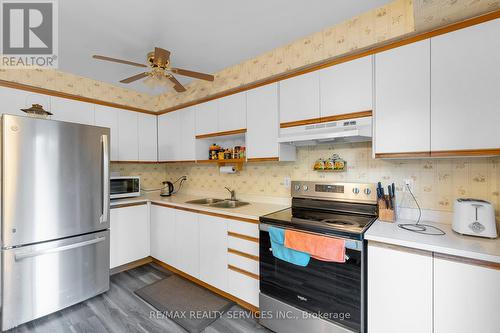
[452,198,497,238]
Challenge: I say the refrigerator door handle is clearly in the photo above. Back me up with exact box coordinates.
[14,237,106,261]
[100,134,110,223]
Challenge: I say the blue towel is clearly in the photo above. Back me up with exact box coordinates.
[268,226,310,267]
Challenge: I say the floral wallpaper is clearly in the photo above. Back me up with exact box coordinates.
[154,0,499,111]
[0,68,157,110]
[111,143,500,221]
[0,0,497,112]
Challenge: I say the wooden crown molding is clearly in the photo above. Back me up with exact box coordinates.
[195,128,246,139]
[227,231,259,243]
[376,148,500,159]
[110,201,148,209]
[157,10,500,115]
[0,80,156,115]
[227,264,259,280]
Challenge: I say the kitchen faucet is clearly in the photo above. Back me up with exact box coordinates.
[225,187,236,201]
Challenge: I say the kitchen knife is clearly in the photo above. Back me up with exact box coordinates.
[387,185,393,209]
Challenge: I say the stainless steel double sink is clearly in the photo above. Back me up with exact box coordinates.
[185,198,249,208]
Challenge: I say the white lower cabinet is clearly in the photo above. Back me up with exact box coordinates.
[174,210,200,278]
[368,242,500,333]
[368,243,433,333]
[110,204,150,269]
[199,215,228,291]
[150,204,259,307]
[150,205,177,268]
[433,255,500,333]
[228,269,259,307]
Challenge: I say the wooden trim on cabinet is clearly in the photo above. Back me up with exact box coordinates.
[227,231,259,243]
[0,79,156,115]
[246,157,279,162]
[151,258,259,313]
[228,248,259,261]
[110,256,153,275]
[159,160,197,164]
[111,160,162,164]
[151,202,260,224]
[279,110,372,129]
[434,253,500,270]
[368,241,433,256]
[228,264,260,280]
[110,201,148,209]
[157,11,500,115]
[195,128,247,139]
[430,149,500,157]
[375,152,431,159]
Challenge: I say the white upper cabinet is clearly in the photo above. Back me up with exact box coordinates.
[246,83,279,159]
[117,110,138,161]
[50,97,95,125]
[431,19,500,152]
[195,100,218,136]
[137,113,157,161]
[320,55,373,118]
[158,111,181,161]
[279,71,320,124]
[217,91,246,132]
[0,86,50,117]
[179,106,196,161]
[199,215,228,292]
[94,105,119,161]
[374,40,431,155]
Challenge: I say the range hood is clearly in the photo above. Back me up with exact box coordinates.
[278,116,372,146]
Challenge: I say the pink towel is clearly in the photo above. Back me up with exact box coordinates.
[284,230,346,263]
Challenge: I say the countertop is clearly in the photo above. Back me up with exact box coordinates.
[366,219,500,263]
[110,192,289,221]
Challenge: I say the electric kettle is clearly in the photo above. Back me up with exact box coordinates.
[160,181,174,197]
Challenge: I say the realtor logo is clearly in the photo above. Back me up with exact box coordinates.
[1,0,58,67]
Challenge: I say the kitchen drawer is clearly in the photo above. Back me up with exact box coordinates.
[228,252,259,275]
[228,235,259,257]
[227,220,259,238]
[2,231,109,330]
[228,268,259,307]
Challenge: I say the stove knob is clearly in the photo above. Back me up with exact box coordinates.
[303,185,309,191]
[352,187,360,195]
[364,188,372,195]
[294,184,301,191]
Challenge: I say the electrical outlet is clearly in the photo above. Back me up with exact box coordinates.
[283,176,291,189]
[404,178,415,192]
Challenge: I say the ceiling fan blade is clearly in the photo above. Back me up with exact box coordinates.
[120,72,149,83]
[167,75,186,92]
[170,68,214,81]
[92,55,148,68]
[153,47,170,67]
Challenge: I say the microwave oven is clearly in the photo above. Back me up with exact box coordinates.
[110,176,141,199]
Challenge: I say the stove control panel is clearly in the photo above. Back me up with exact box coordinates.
[291,181,377,204]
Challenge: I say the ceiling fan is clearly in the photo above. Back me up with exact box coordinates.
[92,47,214,92]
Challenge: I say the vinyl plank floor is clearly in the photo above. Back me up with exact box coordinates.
[6,263,270,333]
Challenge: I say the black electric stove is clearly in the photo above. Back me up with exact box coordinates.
[258,181,378,333]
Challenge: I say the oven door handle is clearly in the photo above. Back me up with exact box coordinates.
[259,222,363,252]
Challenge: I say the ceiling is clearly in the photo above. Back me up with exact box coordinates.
[59,0,390,95]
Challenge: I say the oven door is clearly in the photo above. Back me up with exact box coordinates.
[110,177,140,199]
[259,223,365,332]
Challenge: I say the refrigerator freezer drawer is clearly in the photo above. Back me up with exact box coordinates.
[1,230,110,331]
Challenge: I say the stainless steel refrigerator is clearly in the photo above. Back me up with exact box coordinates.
[1,114,110,330]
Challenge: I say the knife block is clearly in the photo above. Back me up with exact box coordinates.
[378,196,396,223]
